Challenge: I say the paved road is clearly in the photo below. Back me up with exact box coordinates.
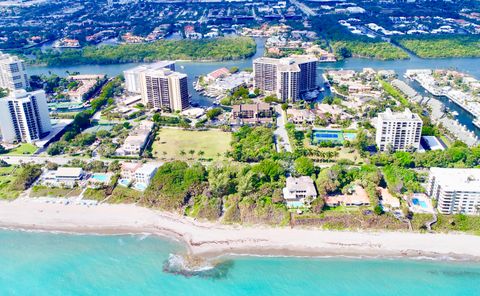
[274,105,292,153]
[290,0,317,16]
[0,155,115,165]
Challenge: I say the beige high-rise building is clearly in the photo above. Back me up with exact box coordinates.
[140,68,189,112]
[375,108,423,152]
[0,52,29,91]
[253,55,317,102]
[123,61,175,94]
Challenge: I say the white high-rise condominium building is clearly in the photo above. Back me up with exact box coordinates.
[0,89,52,143]
[123,61,175,94]
[0,52,29,91]
[375,108,423,152]
[427,167,480,215]
[140,68,189,112]
[253,55,317,102]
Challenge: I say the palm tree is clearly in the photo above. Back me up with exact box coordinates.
[188,149,195,157]
[180,150,186,157]
[198,150,205,157]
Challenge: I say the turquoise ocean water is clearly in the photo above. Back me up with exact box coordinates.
[1,230,480,295]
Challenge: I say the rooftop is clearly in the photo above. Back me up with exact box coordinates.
[121,162,142,171]
[284,176,317,199]
[55,167,83,178]
[430,167,480,192]
[136,163,160,175]
[254,55,317,72]
[144,68,187,79]
[124,61,175,74]
[232,102,271,112]
[378,108,422,122]
[0,52,24,64]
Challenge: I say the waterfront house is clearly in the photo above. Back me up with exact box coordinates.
[282,176,318,208]
[134,163,159,186]
[121,162,143,180]
[378,187,400,210]
[325,185,370,207]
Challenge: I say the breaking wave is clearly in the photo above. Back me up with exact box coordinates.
[163,254,233,279]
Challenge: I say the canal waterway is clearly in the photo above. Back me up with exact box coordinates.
[27,38,480,135]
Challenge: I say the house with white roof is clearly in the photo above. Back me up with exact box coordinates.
[40,167,84,188]
[55,167,84,182]
[134,163,158,185]
[115,121,154,156]
[282,176,317,208]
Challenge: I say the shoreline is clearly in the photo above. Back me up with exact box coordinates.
[1,198,480,262]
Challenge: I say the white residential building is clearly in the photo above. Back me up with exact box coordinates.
[120,162,143,180]
[375,108,423,152]
[253,55,317,102]
[134,163,158,185]
[123,61,175,94]
[282,176,318,208]
[55,167,84,182]
[0,52,29,91]
[427,167,480,215]
[115,121,154,156]
[0,89,52,143]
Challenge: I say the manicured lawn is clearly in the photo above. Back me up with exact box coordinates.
[6,143,38,155]
[304,139,363,164]
[29,185,83,198]
[152,128,231,161]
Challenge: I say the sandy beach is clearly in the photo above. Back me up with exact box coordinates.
[1,198,480,261]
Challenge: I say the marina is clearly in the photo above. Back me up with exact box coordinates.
[26,39,480,141]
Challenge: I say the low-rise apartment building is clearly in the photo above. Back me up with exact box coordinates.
[231,103,273,125]
[427,167,480,215]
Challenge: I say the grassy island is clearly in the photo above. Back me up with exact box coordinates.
[32,37,257,66]
[396,35,480,58]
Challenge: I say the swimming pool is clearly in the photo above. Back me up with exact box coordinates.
[343,133,357,140]
[287,201,305,208]
[90,173,110,183]
[412,198,428,209]
[118,178,131,187]
[133,182,148,191]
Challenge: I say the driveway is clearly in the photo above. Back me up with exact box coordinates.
[274,105,292,152]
